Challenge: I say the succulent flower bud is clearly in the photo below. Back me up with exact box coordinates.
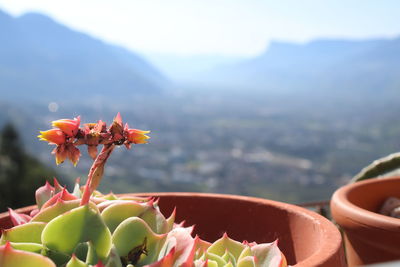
[52,116,80,137]
[38,129,66,145]
[126,128,150,145]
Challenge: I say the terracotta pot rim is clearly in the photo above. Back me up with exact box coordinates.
[331,177,400,228]
[1,192,343,267]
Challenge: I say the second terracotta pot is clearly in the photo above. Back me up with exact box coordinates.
[331,176,400,266]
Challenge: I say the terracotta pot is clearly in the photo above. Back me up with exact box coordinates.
[331,176,400,266]
[1,192,345,266]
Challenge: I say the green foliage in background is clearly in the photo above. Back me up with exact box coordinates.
[0,123,57,211]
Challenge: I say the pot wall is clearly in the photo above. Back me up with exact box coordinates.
[331,176,400,266]
[1,192,345,267]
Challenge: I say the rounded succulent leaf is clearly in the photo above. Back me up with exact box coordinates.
[205,251,227,266]
[101,201,148,233]
[222,250,236,266]
[237,256,256,267]
[73,242,88,262]
[207,234,246,261]
[35,181,55,209]
[139,206,168,235]
[112,217,166,265]
[66,255,89,267]
[238,246,252,261]
[104,246,123,267]
[31,199,82,223]
[250,241,287,267]
[8,242,44,254]
[207,259,219,267]
[0,222,46,244]
[42,247,72,266]
[0,242,56,267]
[223,262,234,267]
[41,205,112,261]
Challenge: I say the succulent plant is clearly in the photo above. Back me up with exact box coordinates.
[351,152,400,182]
[0,114,287,267]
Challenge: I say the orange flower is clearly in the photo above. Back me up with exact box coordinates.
[52,143,81,166]
[52,116,80,137]
[126,128,150,144]
[67,144,81,166]
[38,129,66,145]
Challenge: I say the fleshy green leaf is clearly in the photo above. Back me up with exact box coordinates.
[86,241,98,265]
[223,262,234,267]
[104,246,123,267]
[72,178,82,198]
[165,208,176,232]
[8,242,44,254]
[41,205,112,261]
[222,250,236,266]
[42,247,71,266]
[207,259,220,267]
[145,247,175,267]
[1,222,46,244]
[66,254,88,267]
[205,251,227,266]
[101,201,148,233]
[139,203,168,234]
[103,193,118,201]
[0,242,56,267]
[194,238,211,260]
[237,256,256,267]
[35,181,55,209]
[207,233,246,260]
[238,246,252,261]
[250,241,287,267]
[31,199,83,223]
[73,243,88,262]
[112,217,166,265]
[158,227,197,266]
[8,208,31,226]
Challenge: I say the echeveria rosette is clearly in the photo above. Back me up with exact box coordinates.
[0,179,288,267]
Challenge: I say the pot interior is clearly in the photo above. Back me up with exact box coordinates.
[346,178,400,213]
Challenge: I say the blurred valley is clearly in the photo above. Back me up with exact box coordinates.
[1,9,400,205]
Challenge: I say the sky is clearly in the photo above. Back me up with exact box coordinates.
[0,0,400,57]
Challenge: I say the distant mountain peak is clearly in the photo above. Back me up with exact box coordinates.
[19,11,53,20]
[0,9,167,103]
[196,34,400,91]
[0,8,13,20]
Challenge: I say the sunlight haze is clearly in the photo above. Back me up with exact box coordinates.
[1,0,399,57]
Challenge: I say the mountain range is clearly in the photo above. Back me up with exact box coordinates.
[0,10,166,103]
[196,38,400,93]
[1,8,400,102]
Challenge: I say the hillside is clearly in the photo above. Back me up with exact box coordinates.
[0,10,166,103]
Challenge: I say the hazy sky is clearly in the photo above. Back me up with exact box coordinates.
[1,0,399,56]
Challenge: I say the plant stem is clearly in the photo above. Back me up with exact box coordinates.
[81,144,115,205]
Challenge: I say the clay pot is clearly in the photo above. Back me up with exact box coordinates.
[1,192,345,266]
[331,176,400,266]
